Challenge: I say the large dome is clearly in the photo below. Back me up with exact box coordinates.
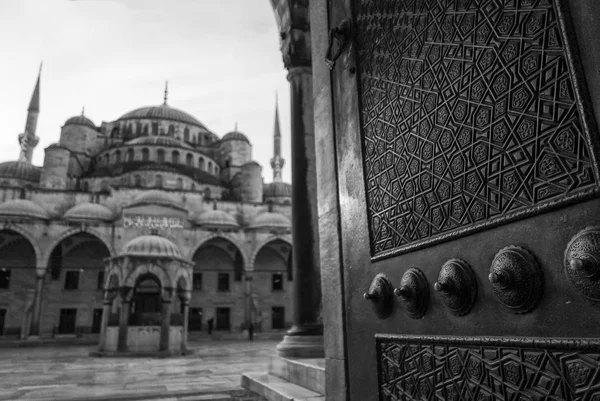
[264,181,292,197]
[222,130,250,144]
[122,235,182,259]
[0,161,41,183]
[117,104,208,129]
[126,136,192,149]
[64,115,95,129]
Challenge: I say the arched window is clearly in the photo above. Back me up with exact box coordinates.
[104,154,109,166]
[215,166,219,175]
[156,175,163,188]
[172,151,180,164]
[198,157,205,171]
[208,161,213,172]
[168,124,175,136]
[176,178,183,189]
[191,183,196,191]
[114,150,121,164]
[183,127,190,142]
[111,127,120,138]
[136,122,142,135]
[143,125,149,136]
[134,175,142,187]
[127,148,134,162]
[142,148,150,162]
[204,187,211,199]
[152,122,159,136]
[186,153,194,167]
[157,149,165,163]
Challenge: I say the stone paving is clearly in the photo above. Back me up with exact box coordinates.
[0,340,278,401]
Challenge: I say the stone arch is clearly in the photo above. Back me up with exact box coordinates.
[250,235,292,269]
[157,148,166,163]
[124,263,172,289]
[175,272,190,292]
[0,224,41,266]
[190,235,247,282]
[187,233,248,267]
[42,227,115,268]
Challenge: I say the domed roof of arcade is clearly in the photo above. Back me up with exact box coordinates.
[249,212,291,230]
[192,209,239,228]
[0,161,42,183]
[121,235,182,259]
[63,202,115,222]
[0,199,49,220]
[127,190,184,210]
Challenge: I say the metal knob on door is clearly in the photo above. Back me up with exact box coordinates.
[435,259,477,316]
[363,273,394,319]
[564,226,600,303]
[394,267,429,319]
[489,245,544,314]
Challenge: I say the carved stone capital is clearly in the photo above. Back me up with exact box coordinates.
[280,27,311,70]
[119,286,134,303]
[161,287,174,303]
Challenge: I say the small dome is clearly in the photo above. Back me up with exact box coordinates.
[249,212,291,229]
[118,104,209,130]
[0,161,41,183]
[63,203,114,222]
[0,199,49,220]
[128,190,182,209]
[122,235,182,259]
[264,181,292,197]
[193,210,239,228]
[222,130,250,144]
[126,136,192,149]
[64,115,95,129]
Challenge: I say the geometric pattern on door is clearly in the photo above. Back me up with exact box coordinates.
[355,0,600,259]
[377,335,600,400]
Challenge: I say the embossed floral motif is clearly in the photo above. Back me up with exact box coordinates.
[567,361,591,386]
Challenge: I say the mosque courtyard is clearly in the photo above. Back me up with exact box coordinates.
[0,340,276,401]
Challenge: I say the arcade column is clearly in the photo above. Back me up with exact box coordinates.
[98,288,118,352]
[273,14,324,358]
[29,266,46,337]
[160,287,174,352]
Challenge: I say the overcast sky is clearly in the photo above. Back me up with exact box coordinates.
[0,0,292,183]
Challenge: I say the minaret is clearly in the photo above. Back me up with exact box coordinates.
[270,93,285,182]
[18,63,42,163]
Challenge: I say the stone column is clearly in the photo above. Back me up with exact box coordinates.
[29,268,46,337]
[117,287,132,352]
[273,15,324,358]
[179,290,191,353]
[98,289,117,352]
[160,288,173,352]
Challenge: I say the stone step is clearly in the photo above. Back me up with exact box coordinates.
[241,372,324,401]
[268,357,325,395]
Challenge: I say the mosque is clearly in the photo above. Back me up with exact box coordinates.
[0,68,293,347]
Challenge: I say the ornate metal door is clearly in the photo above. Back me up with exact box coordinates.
[328,0,600,399]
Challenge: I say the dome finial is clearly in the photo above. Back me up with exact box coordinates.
[163,81,168,105]
[235,122,238,131]
[81,106,85,116]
